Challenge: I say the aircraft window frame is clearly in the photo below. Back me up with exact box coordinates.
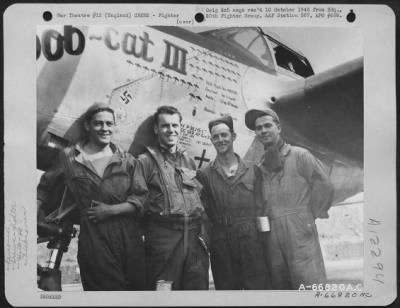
[262,33,314,78]
[246,35,275,70]
[227,27,275,71]
[201,27,313,77]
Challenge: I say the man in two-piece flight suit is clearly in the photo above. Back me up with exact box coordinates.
[136,105,209,290]
[245,108,334,290]
[197,116,270,290]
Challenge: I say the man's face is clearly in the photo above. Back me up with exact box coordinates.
[210,123,236,155]
[254,115,281,148]
[84,111,115,146]
[154,113,181,148]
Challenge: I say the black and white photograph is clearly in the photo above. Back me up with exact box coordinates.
[36,24,364,291]
[3,3,396,306]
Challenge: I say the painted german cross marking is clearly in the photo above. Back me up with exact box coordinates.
[195,149,210,169]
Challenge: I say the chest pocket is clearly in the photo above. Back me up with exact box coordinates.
[235,180,256,212]
[181,168,202,190]
[175,167,203,216]
[237,173,255,197]
[241,182,254,191]
[101,171,131,203]
[70,175,98,208]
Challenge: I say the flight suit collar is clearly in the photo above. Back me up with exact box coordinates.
[258,140,291,173]
[73,142,123,170]
[158,143,186,157]
[210,153,249,185]
[148,143,186,162]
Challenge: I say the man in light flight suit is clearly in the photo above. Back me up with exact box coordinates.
[245,108,334,290]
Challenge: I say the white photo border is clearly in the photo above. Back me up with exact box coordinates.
[3,3,396,306]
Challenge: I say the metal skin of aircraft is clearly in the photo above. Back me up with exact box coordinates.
[37,25,363,202]
[36,25,363,290]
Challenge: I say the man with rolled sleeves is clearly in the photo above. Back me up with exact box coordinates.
[197,115,270,290]
[37,103,146,291]
[245,108,334,290]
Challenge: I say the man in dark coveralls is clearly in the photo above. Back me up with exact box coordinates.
[197,116,270,290]
[137,105,209,290]
[245,108,334,290]
[37,102,146,290]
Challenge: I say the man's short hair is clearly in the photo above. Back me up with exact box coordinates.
[153,105,183,125]
[84,102,115,123]
[208,115,234,133]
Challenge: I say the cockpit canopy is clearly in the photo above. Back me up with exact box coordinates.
[200,27,314,79]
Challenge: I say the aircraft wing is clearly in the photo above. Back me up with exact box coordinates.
[274,57,363,166]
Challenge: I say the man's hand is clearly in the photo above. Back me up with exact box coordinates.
[87,202,115,223]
